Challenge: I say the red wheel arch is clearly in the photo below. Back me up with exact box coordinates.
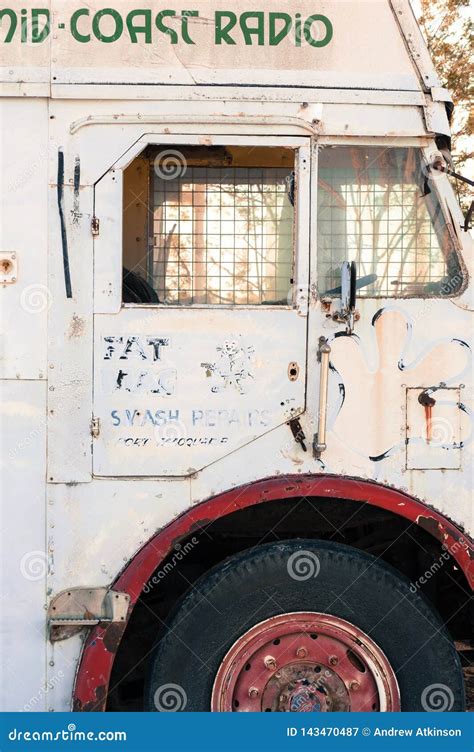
[72,474,473,711]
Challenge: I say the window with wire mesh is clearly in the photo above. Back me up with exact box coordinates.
[150,148,294,305]
[317,146,462,298]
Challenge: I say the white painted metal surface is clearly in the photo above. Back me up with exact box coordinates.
[2,1,433,91]
[0,0,472,712]
[0,381,47,711]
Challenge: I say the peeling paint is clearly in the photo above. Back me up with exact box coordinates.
[68,315,86,339]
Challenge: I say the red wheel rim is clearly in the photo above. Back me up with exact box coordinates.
[211,612,400,712]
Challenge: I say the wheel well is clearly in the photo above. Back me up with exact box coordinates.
[106,495,471,711]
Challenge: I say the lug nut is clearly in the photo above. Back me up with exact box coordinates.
[296,646,308,658]
[248,687,259,698]
[329,655,338,666]
[349,680,360,692]
[264,655,277,670]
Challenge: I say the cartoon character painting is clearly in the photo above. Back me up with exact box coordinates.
[201,337,255,395]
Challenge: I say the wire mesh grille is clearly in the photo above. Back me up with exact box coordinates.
[317,147,460,297]
[151,166,294,305]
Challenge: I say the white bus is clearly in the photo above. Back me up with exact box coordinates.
[1,0,472,714]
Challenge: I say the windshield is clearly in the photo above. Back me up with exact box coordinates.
[317,146,462,297]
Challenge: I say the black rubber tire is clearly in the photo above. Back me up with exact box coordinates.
[145,540,465,712]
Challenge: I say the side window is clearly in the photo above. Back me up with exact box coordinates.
[317,146,463,297]
[123,145,295,305]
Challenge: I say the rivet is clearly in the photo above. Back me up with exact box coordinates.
[248,687,259,698]
[349,680,360,691]
[296,647,308,658]
[329,655,338,666]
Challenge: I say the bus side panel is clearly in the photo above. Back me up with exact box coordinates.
[0,98,49,380]
[0,380,47,711]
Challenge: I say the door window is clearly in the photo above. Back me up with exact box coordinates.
[123,145,295,305]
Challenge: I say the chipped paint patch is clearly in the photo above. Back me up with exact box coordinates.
[68,314,86,338]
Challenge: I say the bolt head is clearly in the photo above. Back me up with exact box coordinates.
[264,655,277,670]
[349,680,360,691]
[329,655,338,666]
[248,687,259,699]
[296,646,308,658]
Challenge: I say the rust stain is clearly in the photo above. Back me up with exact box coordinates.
[73,684,107,712]
[416,514,443,541]
[425,404,433,441]
[50,624,83,642]
[418,391,436,443]
[102,622,126,654]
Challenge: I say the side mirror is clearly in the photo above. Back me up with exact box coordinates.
[339,261,357,333]
[322,262,375,332]
[341,261,357,315]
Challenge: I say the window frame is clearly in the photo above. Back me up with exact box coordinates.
[315,138,466,300]
[120,134,311,312]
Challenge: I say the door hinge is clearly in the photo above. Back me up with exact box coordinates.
[91,416,100,438]
[91,215,100,236]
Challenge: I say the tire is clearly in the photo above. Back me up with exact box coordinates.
[145,540,465,712]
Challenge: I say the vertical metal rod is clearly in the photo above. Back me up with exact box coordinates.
[57,149,72,298]
[313,336,331,458]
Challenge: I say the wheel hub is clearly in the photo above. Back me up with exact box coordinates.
[265,662,350,712]
[211,612,400,712]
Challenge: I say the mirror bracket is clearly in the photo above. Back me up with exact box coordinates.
[334,261,359,334]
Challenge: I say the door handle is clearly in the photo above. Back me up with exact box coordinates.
[313,336,331,458]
